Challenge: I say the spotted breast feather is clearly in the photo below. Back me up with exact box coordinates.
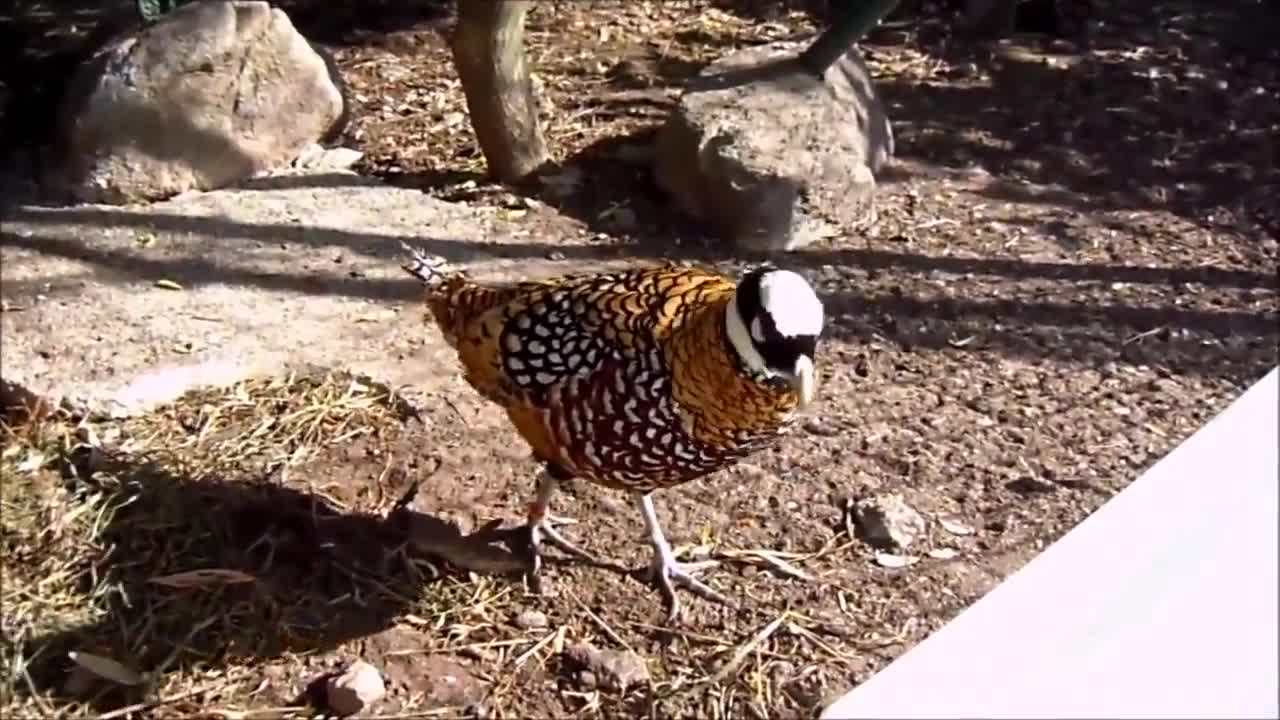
[452,264,800,492]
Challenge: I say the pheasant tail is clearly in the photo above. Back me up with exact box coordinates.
[399,241,514,348]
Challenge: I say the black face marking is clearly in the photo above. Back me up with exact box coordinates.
[733,266,820,375]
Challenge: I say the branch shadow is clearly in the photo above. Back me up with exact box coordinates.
[0,203,640,302]
[817,284,1275,383]
[865,0,1279,242]
[782,246,1277,290]
[3,198,1275,383]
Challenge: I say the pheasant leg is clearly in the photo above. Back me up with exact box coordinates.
[635,492,737,621]
[525,468,595,591]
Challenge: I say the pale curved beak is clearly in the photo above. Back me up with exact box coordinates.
[789,355,816,409]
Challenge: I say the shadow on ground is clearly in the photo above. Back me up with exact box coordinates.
[861,0,1280,241]
[3,202,1275,384]
[14,426,530,712]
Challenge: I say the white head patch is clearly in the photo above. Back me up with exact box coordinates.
[759,270,823,338]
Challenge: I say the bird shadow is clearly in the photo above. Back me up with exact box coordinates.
[8,421,628,713]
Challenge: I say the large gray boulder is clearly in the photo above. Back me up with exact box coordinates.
[654,40,893,252]
[55,0,345,204]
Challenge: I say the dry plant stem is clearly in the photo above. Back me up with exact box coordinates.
[451,0,549,182]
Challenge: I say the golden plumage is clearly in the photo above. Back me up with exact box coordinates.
[400,243,824,619]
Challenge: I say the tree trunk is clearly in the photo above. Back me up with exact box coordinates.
[798,0,900,78]
[450,0,548,183]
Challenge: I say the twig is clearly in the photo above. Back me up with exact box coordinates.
[95,682,217,720]
[1123,326,1166,345]
[567,588,634,654]
[150,615,219,679]
[512,629,559,667]
[715,549,814,582]
[710,612,788,683]
[391,478,422,515]
[389,455,441,516]
[441,395,469,427]
[786,620,851,662]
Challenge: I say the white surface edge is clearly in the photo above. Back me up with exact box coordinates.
[822,367,1280,720]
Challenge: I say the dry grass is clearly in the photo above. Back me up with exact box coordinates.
[0,368,886,718]
[2,1,1275,716]
[0,368,445,717]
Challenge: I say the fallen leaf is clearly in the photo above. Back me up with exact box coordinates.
[154,279,183,291]
[148,568,257,589]
[874,552,917,568]
[68,651,144,686]
[939,517,974,536]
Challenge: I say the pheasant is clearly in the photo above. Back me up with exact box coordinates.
[399,243,824,619]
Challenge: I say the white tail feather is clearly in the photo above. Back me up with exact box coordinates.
[399,241,453,288]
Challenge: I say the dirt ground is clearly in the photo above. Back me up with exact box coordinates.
[1,0,1277,718]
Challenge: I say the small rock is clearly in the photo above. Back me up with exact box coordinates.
[874,552,917,568]
[854,494,926,550]
[562,642,650,691]
[803,418,842,436]
[292,145,364,171]
[514,609,549,630]
[325,660,386,717]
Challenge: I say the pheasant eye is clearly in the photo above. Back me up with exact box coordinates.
[750,317,766,343]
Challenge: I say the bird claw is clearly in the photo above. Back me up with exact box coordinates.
[649,554,737,622]
[534,518,595,562]
[524,514,596,596]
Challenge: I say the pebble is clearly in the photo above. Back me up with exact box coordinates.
[562,642,650,691]
[514,609,549,630]
[325,659,386,717]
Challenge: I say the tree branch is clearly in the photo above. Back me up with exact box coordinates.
[797,0,900,77]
